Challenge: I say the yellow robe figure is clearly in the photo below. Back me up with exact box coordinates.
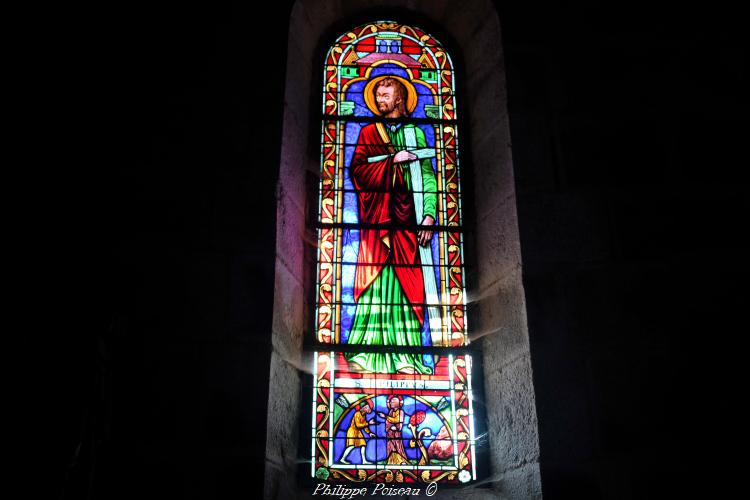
[341,405,375,465]
[346,410,372,447]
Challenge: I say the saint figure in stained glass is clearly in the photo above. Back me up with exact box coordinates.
[377,395,409,465]
[345,76,439,375]
[313,21,477,485]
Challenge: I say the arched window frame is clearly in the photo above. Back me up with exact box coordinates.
[307,18,483,487]
[267,2,542,499]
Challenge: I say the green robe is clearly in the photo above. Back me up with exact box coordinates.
[346,124,437,374]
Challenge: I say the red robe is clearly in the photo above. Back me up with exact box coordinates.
[350,123,425,324]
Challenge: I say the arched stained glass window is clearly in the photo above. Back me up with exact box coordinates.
[311,20,476,485]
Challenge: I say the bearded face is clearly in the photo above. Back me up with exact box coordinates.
[375,84,402,116]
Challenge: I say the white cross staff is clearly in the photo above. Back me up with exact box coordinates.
[403,127,444,348]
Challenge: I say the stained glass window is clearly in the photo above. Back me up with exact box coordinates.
[311,20,476,485]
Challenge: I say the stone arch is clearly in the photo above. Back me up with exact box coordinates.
[267,1,541,498]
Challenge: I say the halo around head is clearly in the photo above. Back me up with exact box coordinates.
[364,75,418,116]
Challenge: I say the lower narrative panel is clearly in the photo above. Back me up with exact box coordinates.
[311,351,476,484]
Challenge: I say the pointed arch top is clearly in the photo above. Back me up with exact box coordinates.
[323,20,456,121]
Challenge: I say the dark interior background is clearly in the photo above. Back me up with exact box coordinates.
[54,1,746,499]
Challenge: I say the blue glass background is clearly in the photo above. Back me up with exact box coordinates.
[343,64,436,119]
